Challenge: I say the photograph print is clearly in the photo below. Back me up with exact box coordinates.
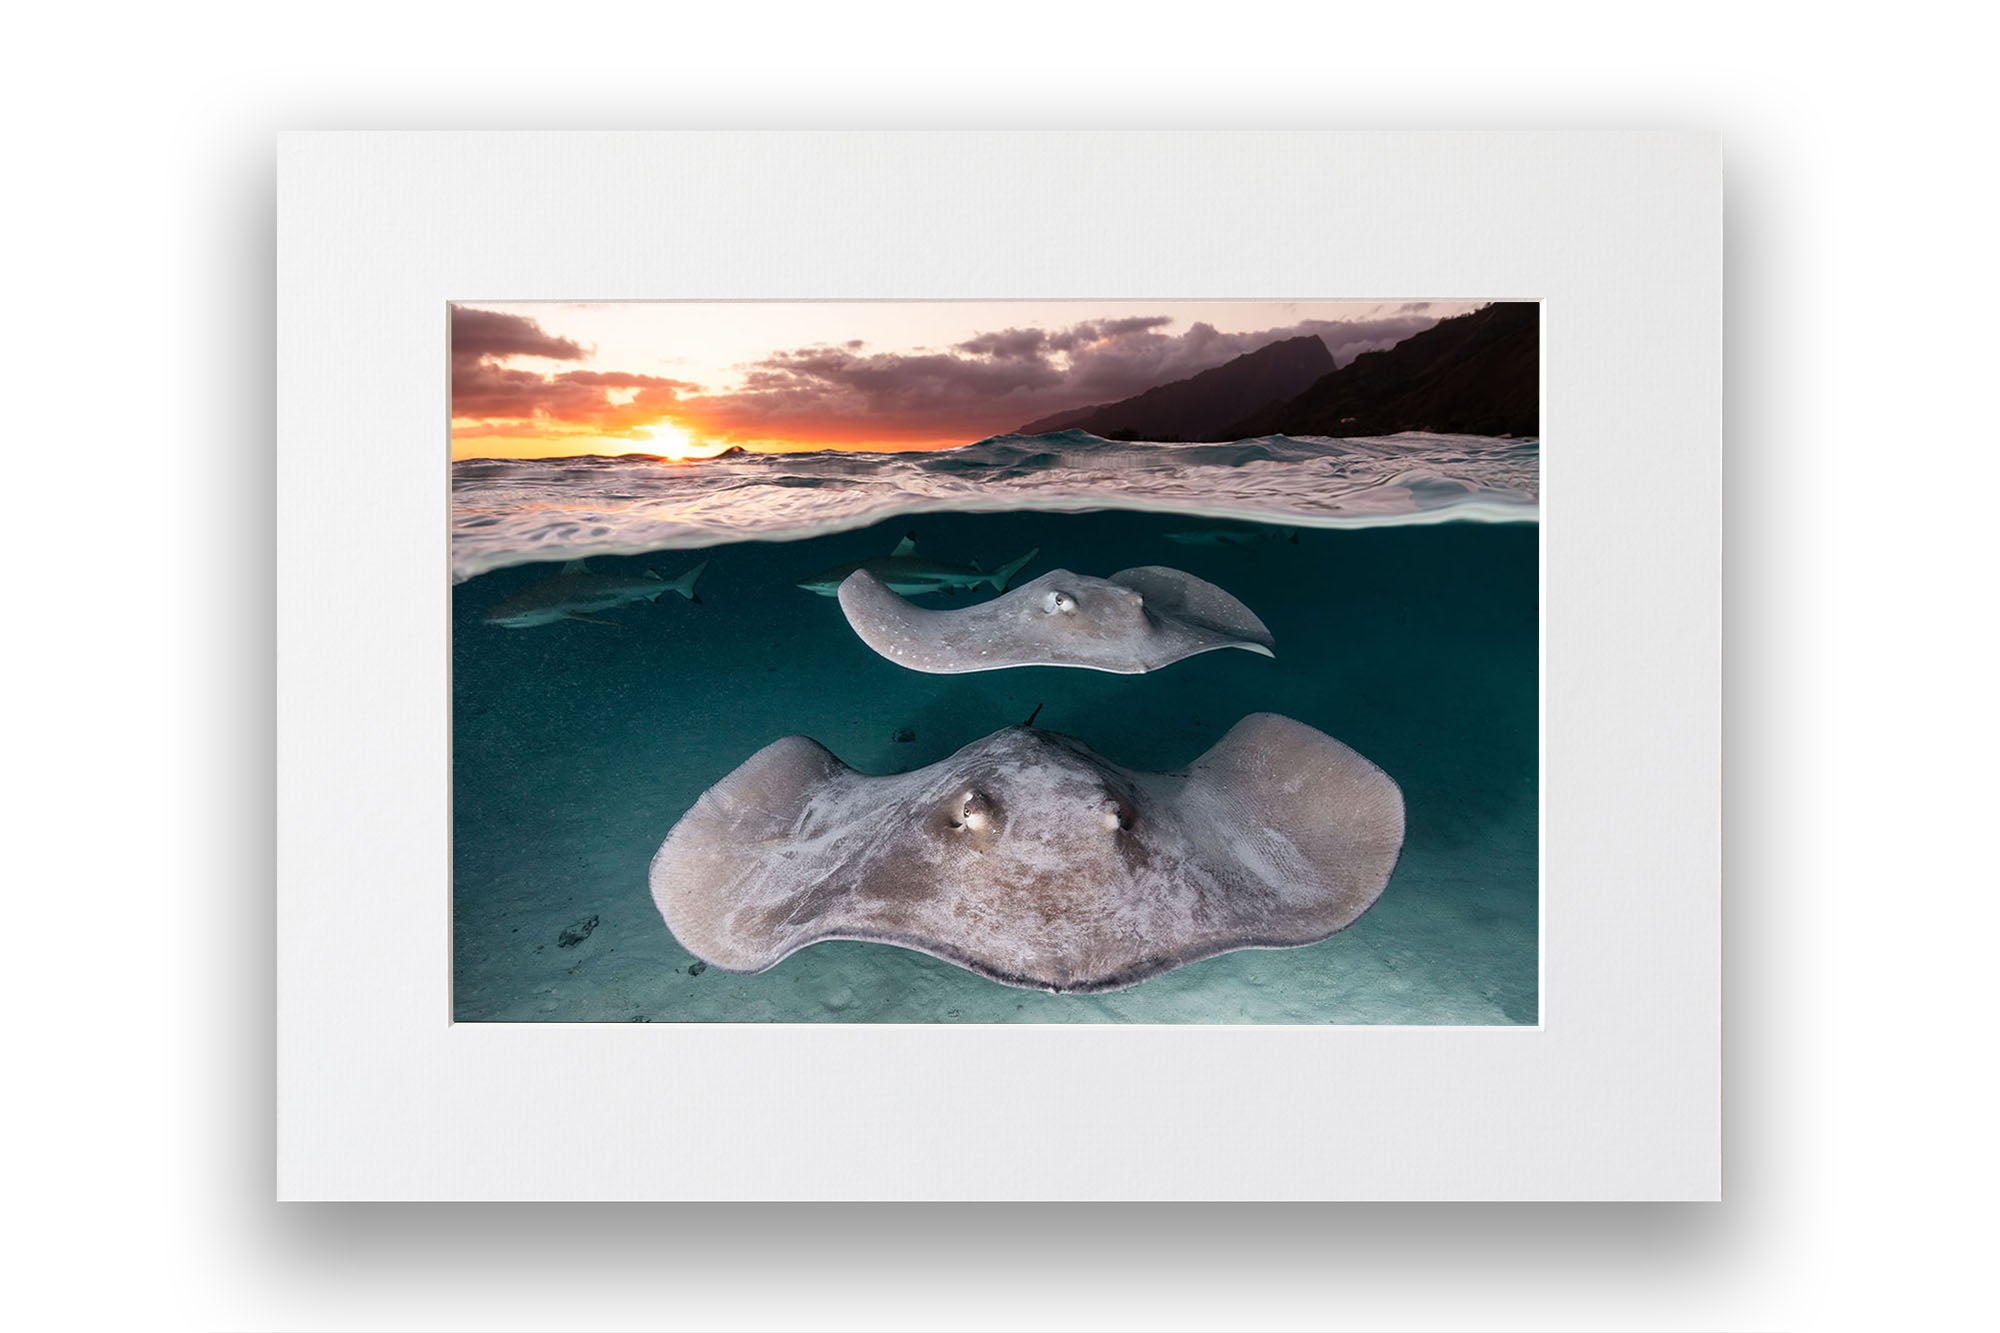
[450,299,1540,1024]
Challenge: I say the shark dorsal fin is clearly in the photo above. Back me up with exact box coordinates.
[562,558,590,574]
[891,535,918,558]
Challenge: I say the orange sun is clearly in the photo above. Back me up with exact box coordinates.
[640,421,695,460]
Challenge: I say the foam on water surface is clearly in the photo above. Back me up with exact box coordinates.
[452,430,1539,582]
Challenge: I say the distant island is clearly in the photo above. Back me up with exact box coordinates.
[1017,303,1538,442]
[1230,302,1537,439]
[1018,335,1334,441]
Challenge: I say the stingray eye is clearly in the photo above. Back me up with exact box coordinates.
[954,789,993,832]
[1043,590,1077,615]
[1099,797,1135,833]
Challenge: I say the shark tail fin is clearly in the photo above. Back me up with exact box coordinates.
[662,559,708,602]
[990,547,1040,590]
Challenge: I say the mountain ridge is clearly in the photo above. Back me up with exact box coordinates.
[1016,334,1335,441]
[1224,303,1539,440]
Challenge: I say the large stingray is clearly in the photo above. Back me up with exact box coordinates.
[649,714,1404,993]
[836,565,1276,674]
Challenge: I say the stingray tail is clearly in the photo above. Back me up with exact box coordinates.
[990,547,1039,591]
[656,559,708,604]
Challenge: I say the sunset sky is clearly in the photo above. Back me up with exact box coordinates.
[448,300,1481,460]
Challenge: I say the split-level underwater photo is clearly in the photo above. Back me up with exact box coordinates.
[451,300,1540,1023]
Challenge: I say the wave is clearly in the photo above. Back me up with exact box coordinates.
[450,430,1539,581]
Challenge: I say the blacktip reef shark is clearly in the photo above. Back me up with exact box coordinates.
[1163,521,1300,547]
[796,535,1039,598]
[484,558,707,628]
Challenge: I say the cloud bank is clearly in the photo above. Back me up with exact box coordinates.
[679,310,1450,444]
[450,304,1456,449]
[450,307,696,441]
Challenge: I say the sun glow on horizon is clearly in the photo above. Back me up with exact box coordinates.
[447,425,968,461]
[637,421,697,460]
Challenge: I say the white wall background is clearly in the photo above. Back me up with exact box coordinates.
[7,3,1990,1330]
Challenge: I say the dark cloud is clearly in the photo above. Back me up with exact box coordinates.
[451,305,696,438]
[450,306,587,364]
[703,343,1066,436]
[955,327,1050,360]
[681,312,1447,442]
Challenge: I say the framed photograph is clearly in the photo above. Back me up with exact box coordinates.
[279,131,1719,1199]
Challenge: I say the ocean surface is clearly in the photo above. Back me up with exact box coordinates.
[451,429,1539,581]
[452,431,1539,1024]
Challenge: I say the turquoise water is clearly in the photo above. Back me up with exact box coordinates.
[451,508,1538,1024]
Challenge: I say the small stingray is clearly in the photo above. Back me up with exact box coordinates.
[649,714,1404,994]
[836,565,1275,674]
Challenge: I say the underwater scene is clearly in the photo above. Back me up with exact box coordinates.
[450,301,1539,1024]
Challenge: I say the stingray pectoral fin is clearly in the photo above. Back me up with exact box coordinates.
[836,569,961,672]
[1177,713,1405,937]
[649,735,856,972]
[1109,566,1276,651]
